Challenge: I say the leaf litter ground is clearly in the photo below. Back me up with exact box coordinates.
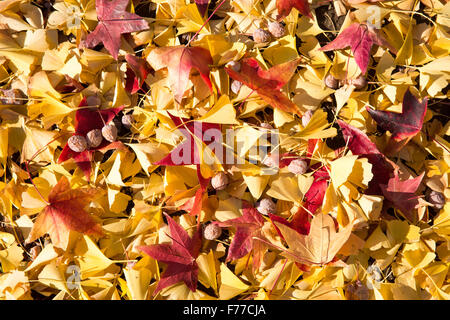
[0,0,449,300]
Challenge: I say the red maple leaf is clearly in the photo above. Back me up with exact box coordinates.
[366,89,428,141]
[139,213,202,294]
[215,202,265,269]
[276,0,312,21]
[338,120,394,195]
[125,54,152,94]
[58,98,125,179]
[147,46,213,103]
[26,176,104,249]
[225,57,302,116]
[81,0,149,59]
[319,23,396,74]
[380,172,425,222]
[269,164,329,240]
[154,113,222,216]
[194,0,210,16]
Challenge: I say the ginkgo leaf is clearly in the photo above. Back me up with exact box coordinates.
[225,57,303,116]
[147,46,213,103]
[81,0,149,59]
[319,23,396,74]
[26,176,104,249]
[267,213,354,266]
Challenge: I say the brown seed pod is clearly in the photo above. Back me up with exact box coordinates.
[268,21,285,38]
[86,95,101,106]
[367,264,383,282]
[324,74,339,89]
[345,280,370,300]
[256,198,276,215]
[226,61,241,72]
[253,28,271,43]
[0,89,26,105]
[262,153,279,168]
[30,245,41,261]
[68,135,87,153]
[101,124,118,142]
[231,80,242,94]
[288,159,308,175]
[203,223,222,240]
[350,75,367,90]
[121,114,134,129]
[301,110,313,127]
[426,190,445,210]
[86,129,103,148]
[211,172,229,191]
[260,122,273,130]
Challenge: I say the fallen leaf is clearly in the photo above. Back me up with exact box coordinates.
[26,176,104,249]
[81,0,149,59]
[225,57,303,116]
[147,46,213,103]
[319,23,396,74]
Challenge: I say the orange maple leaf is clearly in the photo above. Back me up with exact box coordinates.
[26,177,104,249]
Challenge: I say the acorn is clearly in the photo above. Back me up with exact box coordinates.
[268,21,285,38]
[426,190,445,210]
[101,124,118,142]
[68,135,87,153]
[301,110,313,127]
[253,28,271,43]
[211,172,229,191]
[324,74,339,89]
[86,129,103,148]
[288,159,308,175]
[231,80,242,94]
[203,223,222,240]
[225,61,241,72]
[121,113,134,129]
[350,75,367,90]
[256,198,276,215]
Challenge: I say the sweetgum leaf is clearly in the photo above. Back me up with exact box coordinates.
[366,89,428,141]
[276,0,312,20]
[26,177,104,249]
[216,202,265,269]
[139,213,202,294]
[81,0,149,60]
[380,172,425,222]
[337,120,394,195]
[319,23,396,74]
[225,57,302,116]
[125,54,152,94]
[147,46,213,103]
[265,213,353,266]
